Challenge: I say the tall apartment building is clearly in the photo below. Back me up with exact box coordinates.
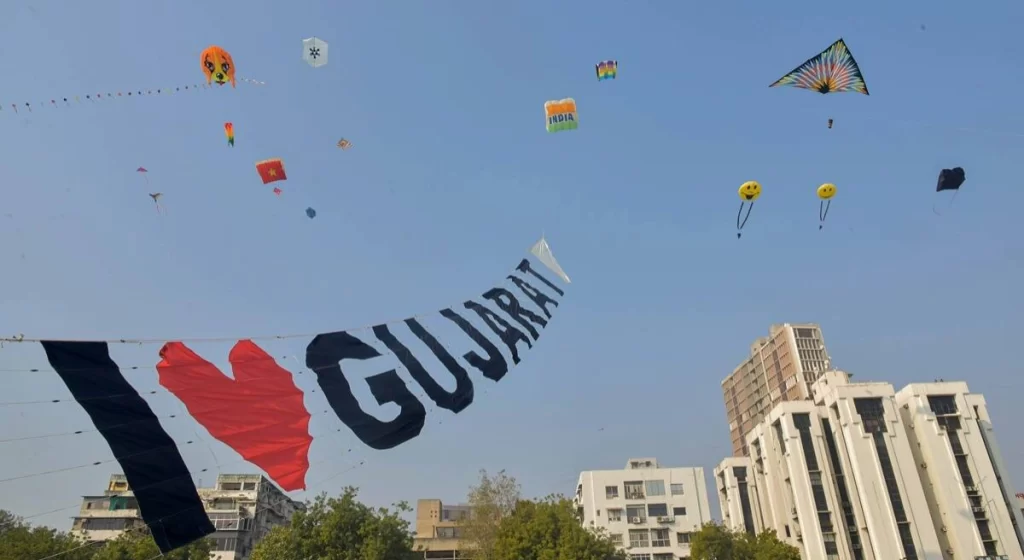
[718,370,1024,560]
[412,499,473,559]
[721,323,831,457]
[896,382,1024,559]
[575,458,712,560]
[713,457,763,536]
[71,473,303,560]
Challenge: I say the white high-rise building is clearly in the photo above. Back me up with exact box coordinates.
[896,382,1024,559]
[718,370,1024,560]
[575,458,712,560]
[713,456,764,536]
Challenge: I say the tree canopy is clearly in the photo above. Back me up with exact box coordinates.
[689,523,800,560]
[462,469,522,560]
[250,487,415,560]
[491,495,626,560]
[0,510,211,560]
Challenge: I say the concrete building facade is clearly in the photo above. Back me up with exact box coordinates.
[713,456,763,536]
[721,323,832,457]
[896,382,1024,560]
[71,474,302,560]
[575,458,712,560]
[412,499,473,559]
[720,371,1024,560]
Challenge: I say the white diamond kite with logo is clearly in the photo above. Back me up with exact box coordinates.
[302,37,328,68]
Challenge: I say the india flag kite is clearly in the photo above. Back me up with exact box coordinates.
[545,98,578,133]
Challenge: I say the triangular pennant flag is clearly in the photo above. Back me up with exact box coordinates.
[529,237,570,284]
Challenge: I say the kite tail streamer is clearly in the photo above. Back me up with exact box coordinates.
[736,202,754,238]
[819,200,831,230]
[932,189,960,216]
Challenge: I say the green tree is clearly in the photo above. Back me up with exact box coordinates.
[250,487,415,560]
[462,469,522,560]
[91,528,213,560]
[690,523,800,560]
[0,510,94,560]
[491,496,625,560]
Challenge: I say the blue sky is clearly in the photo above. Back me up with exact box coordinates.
[2,0,1024,533]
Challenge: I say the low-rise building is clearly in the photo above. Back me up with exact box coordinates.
[412,499,473,559]
[575,458,712,560]
[71,473,302,560]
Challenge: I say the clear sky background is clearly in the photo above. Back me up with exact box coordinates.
[2,0,1024,533]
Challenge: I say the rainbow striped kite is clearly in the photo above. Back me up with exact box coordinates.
[224,122,235,147]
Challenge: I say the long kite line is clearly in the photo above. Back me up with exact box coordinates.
[0,77,265,114]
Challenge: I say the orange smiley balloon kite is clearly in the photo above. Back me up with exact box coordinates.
[200,45,236,88]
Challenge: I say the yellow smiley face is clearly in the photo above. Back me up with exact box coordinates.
[738,181,762,201]
[817,183,837,200]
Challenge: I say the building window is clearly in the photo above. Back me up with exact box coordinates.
[625,481,645,500]
[606,485,619,499]
[676,532,691,544]
[626,505,647,523]
[653,554,674,560]
[651,528,670,547]
[242,482,256,490]
[608,509,623,522]
[645,480,666,497]
[670,483,684,495]
[672,507,687,516]
[647,503,668,517]
[629,555,651,560]
[220,482,242,491]
[609,533,623,545]
[629,529,650,548]
[436,527,456,538]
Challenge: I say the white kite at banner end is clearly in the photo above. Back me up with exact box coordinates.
[530,236,570,284]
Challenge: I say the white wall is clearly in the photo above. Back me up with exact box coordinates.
[896,383,1024,560]
[714,456,763,535]
[577,461,711,560]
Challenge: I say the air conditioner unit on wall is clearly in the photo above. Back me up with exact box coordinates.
[630,517,642,524]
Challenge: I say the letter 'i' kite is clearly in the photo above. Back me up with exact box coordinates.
[736,181,762,239]
[770,38,869,128]
[224,123,234,146]
[256,158,287,185]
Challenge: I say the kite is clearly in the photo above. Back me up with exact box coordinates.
[817,183,836,230]
[306,207,317,219]
[545,98,578,133]
[200,45,236,88]
[224,122,234,147]
[27,237,571,554]
[149,192,164,214]
[273,187,283,196]
[770,39,869,95]
[256,158,287,185]
[136,167,148,185]
[934,167,966,215]
[302,37,328,68]
[736,181,761,239]
[770,39,868,129]
[337,138,352,150]
[596,60,617,81]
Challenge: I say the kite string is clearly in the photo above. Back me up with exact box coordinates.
[736,202,753,230]
[0,258,560,344]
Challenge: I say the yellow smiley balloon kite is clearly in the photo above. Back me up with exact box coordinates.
[817,183,836,230]
[736,181,761,238]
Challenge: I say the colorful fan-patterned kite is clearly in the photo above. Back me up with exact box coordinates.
[770,38,869,96]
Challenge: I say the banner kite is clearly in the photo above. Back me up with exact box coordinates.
[20,238,571,554]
